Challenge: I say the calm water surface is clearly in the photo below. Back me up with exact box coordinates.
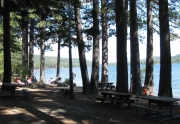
[34,64,180,98]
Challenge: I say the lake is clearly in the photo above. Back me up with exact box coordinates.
[34,64,180,98]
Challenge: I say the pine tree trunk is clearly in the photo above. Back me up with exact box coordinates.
[115,0,128,93]
[29,19,34,76]
[22,20,29,68]
[56,35,61,78]
[1,0,11,90]
[144,0,154,95]
[130,0,142,96]
[101,0,108,82]
[40,27,46,84]
[74,0,90,94]
[90,0,100,95]
[158,0,172,97]
[68,1,74,99]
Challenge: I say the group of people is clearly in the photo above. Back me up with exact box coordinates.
[14,74,62,86]
[13,74,37,86]
[24,75,37,86]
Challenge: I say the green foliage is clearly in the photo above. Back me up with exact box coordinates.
[12,64,29,78]
[64,78,70,85]
[0,51,29,81]
[64,72,76,85]
[11,51,29,78]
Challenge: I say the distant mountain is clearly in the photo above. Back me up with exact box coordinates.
[34,54,92,69]
[34,54,180,69]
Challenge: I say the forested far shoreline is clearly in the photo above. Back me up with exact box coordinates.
[34,54,180,69]
[140,54,180,64]
[34,54,92,69]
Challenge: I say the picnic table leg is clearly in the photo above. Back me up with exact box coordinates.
[101,86,103,90]
[64,95,66,108]
[10,86,16,99]
[170,104,173,118]
[148,100,152,114]
[62,89,66,108]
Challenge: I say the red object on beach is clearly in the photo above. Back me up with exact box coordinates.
[143,86,149,95]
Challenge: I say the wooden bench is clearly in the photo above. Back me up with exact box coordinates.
[111,98,135,107]
[107,85,115,90]
[131,103,166,120]
[98,84,107,90]
[95,96,110,104]
[22,89,30,98]
[98,85,115,90]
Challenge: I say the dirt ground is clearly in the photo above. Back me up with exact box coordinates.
[0,86,180,124]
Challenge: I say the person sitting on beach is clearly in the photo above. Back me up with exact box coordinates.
[26,76,33,85]
[49,78,55,84]
[23,76,30,86]
[32,75,37,83]
[16,79,24,84]
[53,77,62,84]
[56,77,62,83]
[14,76,24,84]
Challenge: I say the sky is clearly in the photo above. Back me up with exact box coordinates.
[34,34,180,63]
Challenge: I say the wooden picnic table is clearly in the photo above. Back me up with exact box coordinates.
[101,91,133,99]
[3,83,25,99]
[138,95,180,121]
[98,82,115,90]
[100,91,134,106]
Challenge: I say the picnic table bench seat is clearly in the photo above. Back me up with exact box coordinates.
[98,82,115,90]
[22,89,30,98]
[110,98,135,106]
[98,85,115,90]
[95,96,110,104]
[107,85,115,89]
[131,103,166,120]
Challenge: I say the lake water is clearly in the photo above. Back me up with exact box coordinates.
[34,64,180,98]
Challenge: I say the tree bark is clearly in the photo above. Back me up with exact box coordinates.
[130,0,142,96]
[22,19,29,69]
[74,0,90,94]
[40,27,46,84]
[90,0,100,95]
[101,0,108,82]
[29,19,34,76]
[68,1,74,99]
[1,0,11,90]
[158,0,172,97]
[144,0,154,95]
[56,35,61,78]
[115,0,128,93]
